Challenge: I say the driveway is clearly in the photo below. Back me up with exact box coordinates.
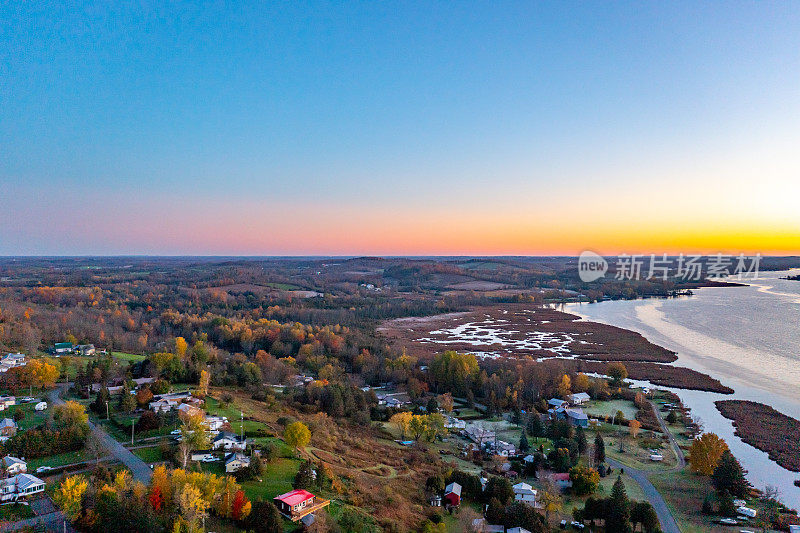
[0,495,77,532]
[48,385,153,483]
[607,457,682,533]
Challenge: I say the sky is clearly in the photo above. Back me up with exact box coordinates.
[2,2,799,256]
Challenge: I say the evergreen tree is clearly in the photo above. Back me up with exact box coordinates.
[293,461,315,490]
[606,476,633,533]
[244,500,283,533]
[717,489,737,517]
[91,387,111,417]
[426,397,439,414]
[712,450,749,498]
[576,426,587,455]
[527,414,544,438]
[631,501,659,533]
[594,432,605,464]
[519,432,530,453]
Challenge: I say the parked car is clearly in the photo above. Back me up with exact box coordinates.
[170,429,182,435]
[570,521,585,530]
[35,466,54,473]
[201,455,217,463]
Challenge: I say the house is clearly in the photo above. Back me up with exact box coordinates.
[274,489,329,521]
[212,431,246,451]
[0,473,45,501]
[75,344,96,356]
[569,392,590,405]
[444,416,466,430]
[53,343,74,355]
[464,424,495,445]
[35,401,47,411]
[513,481,538,505]
[205,415,227,431]
[788,526,800,533]
[507,528,531,533]
[471,518,505,533]
[548,398,568,409]
[149,398,179,413]
[1,456,27,475]
[177,403,204,420]
[224,452,250,473]
[564,408,589,427]
[494,440,516,457]
[190,450,213,461]
[551,472,572,490]
[132,377,156,388]
[443,482,461,507]
[1,353,26,367]
[0,418,18,440]
[0,397,16,411]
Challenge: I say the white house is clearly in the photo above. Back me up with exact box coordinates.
[494,440,516,457]
[0,474,45,501]
[0,418,18,441]
[35,401,47,411]
[205,415,228,431]
[1,456,27,475]
[224,452,251,473]
[569,392,590,405]
[212,432,246,451]
[0,397,16,411]
[513,482,538,506]
[444,416,466,430]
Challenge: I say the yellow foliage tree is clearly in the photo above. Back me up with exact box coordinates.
[54,400,89,428]
[284,421,311,451]
[178,484,209,533]
[628,419,642,438]
[175,337,188,358]
[54,475,88,520]
[689,432,729,475]
[573,373,590,393]
[389,411,413,439]
[557,374,572,399]
[24,359,60,389]
[196,369,210,399]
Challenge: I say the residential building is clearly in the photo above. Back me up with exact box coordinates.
[212,431,246,451]
[513,482,537,506]
[0,418,17,440]
[551,472,572,490]
[224,452,250,473]
[0,474,45,501]
[75,344,96,356]
[548,398,568,409]
[1,456,27,475]
[471,519,505,533]
[464,424,495,445]
[177,403,204,420]
[443,482,461,507]
[52,343,74,355]
[0,397,16,411]
[507,528,532,533]
[205,415,228,431]
[274,489,329,521]
[444,416,466,430]
[569,392,590,405]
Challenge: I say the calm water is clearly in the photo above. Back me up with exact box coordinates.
[567,270,800,507]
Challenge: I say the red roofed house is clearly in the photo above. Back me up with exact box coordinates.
[274,489,330,521]
[551,472,572,490]
[443,482,462,507]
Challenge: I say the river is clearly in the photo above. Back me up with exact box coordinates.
[566,269,800,508]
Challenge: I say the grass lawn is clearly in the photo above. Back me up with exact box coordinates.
[556,470,648,517]
[239,458,302,501]
[2,402,49,431]
[132,446,164,463]
[205,396,271,437]
[0,502,35,520]
[28,449,89,469]
[111,351,147,363]
[584,399,638,421]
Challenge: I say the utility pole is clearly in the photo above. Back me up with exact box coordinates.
[131,418,135,445]
[105,401,109,420]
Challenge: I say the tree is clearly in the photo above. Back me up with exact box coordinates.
[628,419,642,438]
[576,426,587,455]
[136,387,154,407]
[665,410,678,424]
[569,465,600,496]
[294,461,315,490]
[557,374,571,398]
[178,483,210,533]
[606,362,628,386]
[606,476,633,533]
[231,490,251,521]
[538,481,563,523]
[712,450,749,498]
[23,359,60,390]
[689,432,729,476]
[121,390,137,413]
[429,351,478,396]
[426,397,439,414]
[438,393,454,413]
[594,433,606,464]
[631,501,659,533]
[91,386,111,417]
[53,474,88,520]
[389,411,413,439]
[519,432,530,453]
[196,369,210,399]
[717,489,737,517]
[284,421,311,451]
[573,373,590,393]
[175,337,189,358]
[483,477,514,505]
[527,414,544,439]
[244,500,283,533]
[54,400,89,428]
[179,413,211,468]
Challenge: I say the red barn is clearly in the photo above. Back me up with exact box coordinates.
[443,482,462,507]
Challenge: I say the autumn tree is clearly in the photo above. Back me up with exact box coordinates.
[175,336,189,358]
[538,481,563,523]
[573,373,590,393]
[53,474,88,520]
[438,392,454,413]
[606,362,628,386]
[23,358,59,390]
[628,419,642,438]
[196,369,210,399]
[430,351,478,396]
[284,421,311,452]
[689,432,729,476]
[179,413,211,468]
[389,411,413,439]
[178,483,209,533]
[557,374,572,398]
[569,465,600,496]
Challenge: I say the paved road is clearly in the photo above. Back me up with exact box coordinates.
[48,385,153,483]
[650,400,686,468]
[0,495,77,532]
[607,457,681,533]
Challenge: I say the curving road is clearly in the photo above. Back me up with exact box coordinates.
[48,385,152,483]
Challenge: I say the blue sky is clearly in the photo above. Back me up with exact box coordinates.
[2,2,799,255]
